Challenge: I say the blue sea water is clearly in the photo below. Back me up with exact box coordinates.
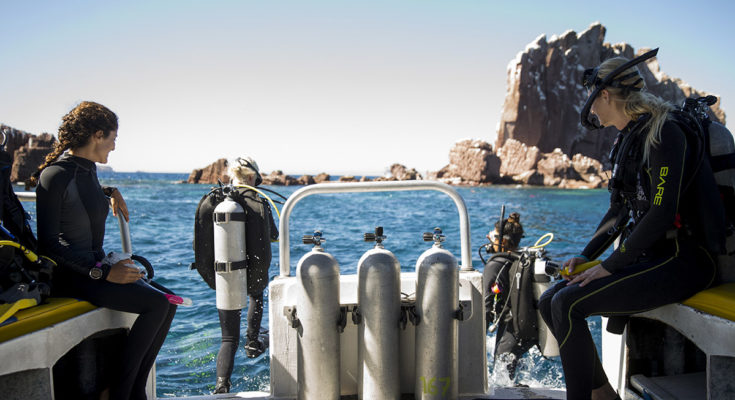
[22,172,612,396]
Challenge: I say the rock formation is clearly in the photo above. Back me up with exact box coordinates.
[428,140,501,185]
[0,125,56,184]
[496,22,724,168]
[187,158,230,184]
[261,170,298,186]
[389,163,423,181]
[314,173,331,183]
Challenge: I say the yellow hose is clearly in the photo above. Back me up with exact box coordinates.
[233,184,281,219]
[0,240,38,262]
[530,232,554,248]
[561,259,602,276]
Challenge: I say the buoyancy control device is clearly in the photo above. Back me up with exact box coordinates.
[482,231,560,357]
[0,137,53,307]
[679,96,735,281]
[191,184,277,292]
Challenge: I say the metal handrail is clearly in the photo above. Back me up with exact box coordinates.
[278,181,473,277]
[16,191,132,253]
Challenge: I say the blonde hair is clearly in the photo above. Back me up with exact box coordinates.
[597,57,675,162]
[228,159,258,185]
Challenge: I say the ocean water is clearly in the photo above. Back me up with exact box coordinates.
[22,172,612,396]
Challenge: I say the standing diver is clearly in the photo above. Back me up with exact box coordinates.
[192,156,279,394]
[538,49,727,400]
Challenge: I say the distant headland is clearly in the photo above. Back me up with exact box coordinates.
[2,23,724,189]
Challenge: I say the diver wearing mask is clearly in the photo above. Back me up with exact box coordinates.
[537,49,726,400]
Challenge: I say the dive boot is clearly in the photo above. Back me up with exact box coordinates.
[244,338,266,358]
[212,377,231,394]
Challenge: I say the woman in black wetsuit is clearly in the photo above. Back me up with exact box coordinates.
[537,53,725,400]
[32,101,177,400]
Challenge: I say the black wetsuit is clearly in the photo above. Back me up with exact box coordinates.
[538,118,721,399]
[214,188,278,381]
[37,154,177,400]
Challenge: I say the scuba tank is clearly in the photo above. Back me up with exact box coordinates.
[296,231,341,400]
[415,228,459,400]
[356,227,401,400]
[213,189,248,310]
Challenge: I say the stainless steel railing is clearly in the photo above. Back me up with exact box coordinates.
[278,181,473,277]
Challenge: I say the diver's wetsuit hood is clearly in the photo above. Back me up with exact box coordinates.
[580,48,659,130]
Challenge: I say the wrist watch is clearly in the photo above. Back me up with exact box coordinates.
[89,262,104,280]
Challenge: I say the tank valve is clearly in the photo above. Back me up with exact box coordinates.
[422,227,445,246]
[303,230,325,247]
[363,226,386,246]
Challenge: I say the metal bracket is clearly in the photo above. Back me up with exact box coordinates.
[351,305,362,325]
[454,302,465,321]
[283,306,300,329]
[338,306,349,333]
[407,305,420,326]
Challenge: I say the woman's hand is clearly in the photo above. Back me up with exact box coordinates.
[561,256,587,280]
[109,189,129,222]
[105,259,145,284]
[566,264,611,287]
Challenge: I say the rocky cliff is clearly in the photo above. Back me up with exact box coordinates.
[433,22,724,187]
[0,125,56,184]
[496,22,724,166]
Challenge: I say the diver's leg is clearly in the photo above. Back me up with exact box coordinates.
[244,292,265,357]
[549,245,714,400]
[68,279,172,400]
[215,309,241,393]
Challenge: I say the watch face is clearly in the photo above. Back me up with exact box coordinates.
[90,267,103,279]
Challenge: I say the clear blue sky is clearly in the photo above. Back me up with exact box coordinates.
[1,0,732,175]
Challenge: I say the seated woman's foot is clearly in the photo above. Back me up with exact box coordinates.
[244,338,266,358]
[213,377,231,394]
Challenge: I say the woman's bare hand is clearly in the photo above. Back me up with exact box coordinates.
[109,189,129,222]
[105,259,144,284]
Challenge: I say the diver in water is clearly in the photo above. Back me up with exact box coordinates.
[483,212,535,384]
[209,156,279,394]
[33,101,177,400]
[537,50,726,400]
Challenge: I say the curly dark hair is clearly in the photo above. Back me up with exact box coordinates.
[28,101,118,186]
[494,212,524,249]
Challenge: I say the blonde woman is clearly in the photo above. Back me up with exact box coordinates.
[538,51,726,400]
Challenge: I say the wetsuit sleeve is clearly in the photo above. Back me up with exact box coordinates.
[580,200,629,261]
[36,166,96,275]
[601,123,688,273]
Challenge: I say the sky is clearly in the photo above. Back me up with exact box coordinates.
[1,0,733,175]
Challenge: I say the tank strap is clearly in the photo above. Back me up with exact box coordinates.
[213,211,246,223]
[214,259,248,272]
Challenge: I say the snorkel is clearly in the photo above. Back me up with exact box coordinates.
[580,48,659,130]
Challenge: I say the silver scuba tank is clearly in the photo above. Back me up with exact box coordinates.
[414,228,459,400]
[356,227,401,400]
[532,250,560,357]
[296,231,341,400]
[213,191,248,310]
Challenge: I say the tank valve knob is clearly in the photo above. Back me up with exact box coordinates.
[364,226,385,244]
[303,230,324,246]
[422,227,445,245]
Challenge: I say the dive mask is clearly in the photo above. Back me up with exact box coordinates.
[580,48,659,130]
[235,157,263,186]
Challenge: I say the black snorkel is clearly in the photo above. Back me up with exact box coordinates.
[580,48,659,130]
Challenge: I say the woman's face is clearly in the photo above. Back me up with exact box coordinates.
[94,130,117,164]
[589,90,610,127]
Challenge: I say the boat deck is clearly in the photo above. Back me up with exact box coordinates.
[163,386,567,399]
